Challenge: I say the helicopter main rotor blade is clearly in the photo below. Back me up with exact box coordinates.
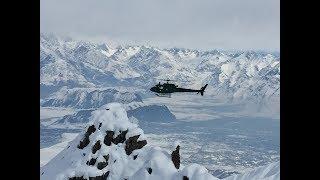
[158,79,174,81]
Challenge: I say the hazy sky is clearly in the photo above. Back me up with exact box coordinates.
[40,0,280,51]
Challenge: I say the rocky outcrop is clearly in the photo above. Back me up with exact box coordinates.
[77,125,96,149]
[69,171,109,180]
[171,145,181,169]
[40,103,219,180]
[125,135,147,155]
[72,127,147,179]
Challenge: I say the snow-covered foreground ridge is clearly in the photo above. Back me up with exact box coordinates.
[41,103,218,180]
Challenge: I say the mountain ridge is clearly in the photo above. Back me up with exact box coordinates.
[40,33,279,105]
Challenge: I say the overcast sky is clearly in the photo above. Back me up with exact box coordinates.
[40,0,279,51]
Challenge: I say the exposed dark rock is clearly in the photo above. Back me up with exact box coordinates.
[103,155,109,161]
[147,167,152,174]
[113,130,128,144]
[183,176,189,180]
[133,155,138,160]
[92,140,101,154]
[98,123,102,130]
[125,135,147,155]
[69,172,109,180]
[83,153,86,156]
[86,158,97,166]
[78,125,96,149]
[41,172,44,175]
[104,131,114,146]
[171,145,180,169]
[97,152,109,170]
[114,160,116,163]
[103,130,128,146]
[97,161,108,170]
[88,171,109,180]
[106,108,110,110]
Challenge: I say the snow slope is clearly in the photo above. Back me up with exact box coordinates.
[40,133,78,167]
[223,161,279,180]
[40,103,218,180]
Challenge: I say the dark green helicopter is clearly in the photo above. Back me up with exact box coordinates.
[150,79,208,97]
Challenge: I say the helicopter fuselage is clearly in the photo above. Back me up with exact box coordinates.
[150,82,208,96]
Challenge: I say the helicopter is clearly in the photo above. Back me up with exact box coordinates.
[150,79,208,97]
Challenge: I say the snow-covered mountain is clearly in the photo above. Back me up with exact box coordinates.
[41,87,143,109]
[127,105,176,123]
[41,103,218,180]
[223,161,279,180]
[46,104,176,129]
[40,33,280,103]
[40,34,280,180]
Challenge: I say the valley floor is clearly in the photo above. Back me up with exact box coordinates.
[40,94,279,179]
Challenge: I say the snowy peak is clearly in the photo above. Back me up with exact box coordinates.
[97,43,116,56]
[110,45,141,61]
[165,47,200,59]
[41,103,218,180]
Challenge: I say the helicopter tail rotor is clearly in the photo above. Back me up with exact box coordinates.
[197,84,208,96]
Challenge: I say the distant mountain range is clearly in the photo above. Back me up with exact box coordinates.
[40,33,279,103]
[41,87,143,109]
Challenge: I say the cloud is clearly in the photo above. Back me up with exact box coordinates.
[40,0,279,51]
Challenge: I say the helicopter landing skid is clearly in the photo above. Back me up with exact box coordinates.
[155,93,171,98]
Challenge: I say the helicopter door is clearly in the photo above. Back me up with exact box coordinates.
[159,86,163,92]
